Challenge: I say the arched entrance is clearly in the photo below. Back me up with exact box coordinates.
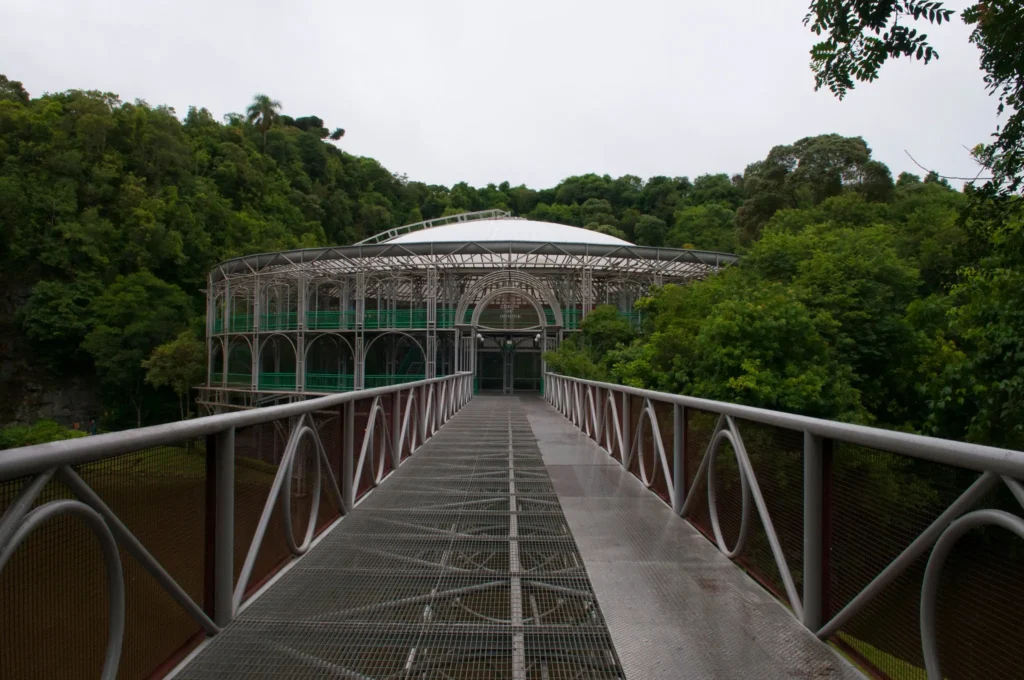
[457,272,559,394]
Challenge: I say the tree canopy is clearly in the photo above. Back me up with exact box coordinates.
[1,73,1021,452]
[545,165,1024,447]
[142,330,206,421]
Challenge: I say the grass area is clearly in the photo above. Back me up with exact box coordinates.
[77,444,207,478]
[75,443,283,482]
[235,454,280,477]
[833,633,927,680]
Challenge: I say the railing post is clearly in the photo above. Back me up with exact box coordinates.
[419,384,428,440]
[621,390,631,454]
[802,432,831,631]
[673,404,686,516]
[343,400,355,513]
[391,389,402,469]
[205,427,235,628]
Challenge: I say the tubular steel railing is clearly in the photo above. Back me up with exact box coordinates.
[544,372,1024,680]
[0,373,473,680]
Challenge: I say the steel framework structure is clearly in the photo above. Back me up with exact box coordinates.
[200,211,737,410]
[544,372,1024,680]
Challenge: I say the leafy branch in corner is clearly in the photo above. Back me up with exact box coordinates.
[806,1,1024,193]
[804,1,954,98]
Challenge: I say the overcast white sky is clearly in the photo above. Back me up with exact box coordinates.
[1,0,997,189]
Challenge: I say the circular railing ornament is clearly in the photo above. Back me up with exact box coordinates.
[707,428,752,558]
[920,509,1024,680]
[634,408,667,492]
[280,426,324,556]
[0,499,125,680]
[602,394,625,464]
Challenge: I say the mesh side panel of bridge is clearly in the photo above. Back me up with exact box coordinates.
[177,397,625,680]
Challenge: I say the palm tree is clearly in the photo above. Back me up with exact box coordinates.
[246,94,282,150]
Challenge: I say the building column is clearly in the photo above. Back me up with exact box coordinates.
[469,326,479,375]
[206,276,217,388]
[251,276,261,393]
[426,266,438,379]
[354,271,366,390]
[581,266,594,318]
[220,277,229,335]
[388,278,396,328]
[453,328,462,373]
[340,278,350,329]
[219,280,230,392]
[296,276,307,393]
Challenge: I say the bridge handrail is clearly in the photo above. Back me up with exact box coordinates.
[546,373,1024,478]
[0,373,470,482]
[544,372,1024,680]
[0,372,474,680]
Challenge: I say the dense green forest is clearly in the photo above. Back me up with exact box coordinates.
[0,74,759,431]
[546,172,1023,448]
[1,7,1022,451]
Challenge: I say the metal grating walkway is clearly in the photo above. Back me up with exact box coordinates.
[521,397,863,680]
[177,397,626,679]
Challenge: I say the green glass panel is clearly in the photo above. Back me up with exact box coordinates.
[225,314,253,332]
[437,308,456,328]
[258,372,297,390]
[260,312,298,331]
[305,373,354,392]
[363,374,426,389]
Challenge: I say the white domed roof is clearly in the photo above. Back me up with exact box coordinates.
[386,218,632,246]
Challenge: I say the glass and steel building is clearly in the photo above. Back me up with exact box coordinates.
[199,210,736,410]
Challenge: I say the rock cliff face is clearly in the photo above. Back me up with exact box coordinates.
[0,275,101,427]
[4,373,102,427]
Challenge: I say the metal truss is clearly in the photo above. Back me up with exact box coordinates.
[202,220,735,407]
[209,240,737,283]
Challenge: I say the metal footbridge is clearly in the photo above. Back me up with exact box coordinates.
[180,397,630,679]
[2,373,1023,679]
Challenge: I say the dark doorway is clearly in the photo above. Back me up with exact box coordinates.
[475,334,543,394]
[478,351,504,392]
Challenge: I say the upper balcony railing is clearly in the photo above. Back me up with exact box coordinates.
[544,372,1024,680]
[211,308,641,334]
[0,373,473,680]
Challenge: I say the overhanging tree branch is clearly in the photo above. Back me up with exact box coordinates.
[904,150,994,182]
